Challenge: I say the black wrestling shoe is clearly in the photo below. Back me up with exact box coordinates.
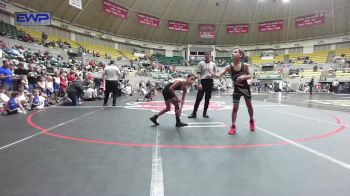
[203,113,209,118]
[176,121,188,127]
[150,115,160,126]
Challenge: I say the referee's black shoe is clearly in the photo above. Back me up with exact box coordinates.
[203,112,209,118]
[188,113,197,118]
[176,121,188,127]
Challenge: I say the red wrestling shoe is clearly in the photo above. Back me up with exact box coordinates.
[228,125,236,135]
[249,119,255,131]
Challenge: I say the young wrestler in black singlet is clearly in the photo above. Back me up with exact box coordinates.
[213,46,255,135]
[150,74,197,127]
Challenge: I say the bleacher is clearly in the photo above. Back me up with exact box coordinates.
[216,57,232,66]
[331,71,350,79]
[153,54,184,65]
[120,50,137,60]
[77,41,123,60]
[308,51,329,63]
[16,26,137,60]
[17,27,79,48]
[251,55,284,65]
[0,22,24,39]
[0,22,344,72]
[292,70,322,79]
[289,50,329,64]
[335,48,350,57]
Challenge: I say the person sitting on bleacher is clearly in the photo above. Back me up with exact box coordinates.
[0,59,14,91]
[144,87,156,101]
[65,77,84,106]
[36,75,46,92]
[45,76,54,105]
[0,86,9,113]
[67,70,76,85]
[82,74,96,101]
[2,91,26,115]
[29,89,45,110]
[59,71,67,94]
[17,84,29,109]
[53,71,61,102]
[41,32,48,46]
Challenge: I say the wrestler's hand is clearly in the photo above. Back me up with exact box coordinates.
[236,76,245,83]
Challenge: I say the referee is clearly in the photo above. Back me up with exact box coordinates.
[188,51,218,118]
[102,60,121,106]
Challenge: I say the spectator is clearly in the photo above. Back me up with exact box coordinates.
[29,89,45,110]
[27,64,38,93]
[93,76,102,98]
[17,84,29,108]
[59,71,68,95]
[36,75,46,92]
[2,91,26,115]
[65,78,84,106]
[0,86,9,111]
[102,60,121,106]
[309,78,314,95]
[21,75,29,91]
[143,87,156,101]
[67,70,76,85]
[0,59,14,91]
[323,83,330,93]
[332,80,339,94]
[53,71,61,102]
[14,63,28,89]
[41,32,48,46]
[45,76,54,104]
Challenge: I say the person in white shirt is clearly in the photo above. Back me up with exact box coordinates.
[102,60,121,106]
[30,89,45,110]
[188,51,218,118]
[0,86,10,110]
[45,76,54,104]
[53,71,61,102]
[83,88,95,101]
[332,80,339,94]
[17,84,29,108]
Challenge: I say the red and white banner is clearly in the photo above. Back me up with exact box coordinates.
[227,24,249,34]
[199,24,215,39]
[137,13,159,28]
[295,13,325,28]
[259,20,284,32]
[168,21,188,32]
[103,0,128,19]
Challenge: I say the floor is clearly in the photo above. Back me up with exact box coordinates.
[0,92,350,196]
